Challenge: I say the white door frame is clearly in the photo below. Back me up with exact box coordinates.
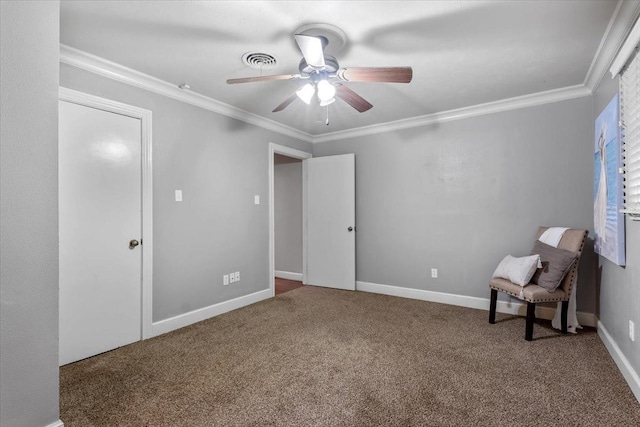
[59,87,154,339]
[268,143,312,296]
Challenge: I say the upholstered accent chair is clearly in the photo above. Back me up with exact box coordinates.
[489,227,588,341]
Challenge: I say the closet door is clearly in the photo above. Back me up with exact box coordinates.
[59,100,142,365]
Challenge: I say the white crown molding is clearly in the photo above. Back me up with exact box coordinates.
[313,84,592,144]
[59,44,314,143]
[64,35,627,146]
[610,8,640,77]
[584,0,640,90]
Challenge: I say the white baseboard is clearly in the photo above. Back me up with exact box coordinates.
[598,321,640,403]
[45,420,64,427]
[275,270,303,281]
[151,289,272,337]
[355,281,597,327]
[357,280,488,309]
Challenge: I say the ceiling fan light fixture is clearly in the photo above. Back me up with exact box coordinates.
[317,80,336,102]
[296,83,315,105]
[319,97,335,107]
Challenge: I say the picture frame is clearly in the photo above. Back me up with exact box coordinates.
[593,93,625,266]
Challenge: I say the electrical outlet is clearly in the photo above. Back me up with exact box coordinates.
[223,274,229,286]
[229,273,235,284]
[235,271,240,282]
[431,268,438,278]
[630,320,635,342]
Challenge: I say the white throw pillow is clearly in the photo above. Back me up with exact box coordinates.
[492,254,540,286]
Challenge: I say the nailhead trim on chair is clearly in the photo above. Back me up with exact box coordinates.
[560,231,588,300]
[487,285,568,303]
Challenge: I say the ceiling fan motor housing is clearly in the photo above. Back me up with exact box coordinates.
[299,56,339,76]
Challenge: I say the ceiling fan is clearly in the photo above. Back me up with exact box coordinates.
[227,33,413,114]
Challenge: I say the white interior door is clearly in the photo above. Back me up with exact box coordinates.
[305,154,356,290]
[59,100,142,366]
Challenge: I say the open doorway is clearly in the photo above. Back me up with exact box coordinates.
[274,153,303,295]
[268,143,312,296]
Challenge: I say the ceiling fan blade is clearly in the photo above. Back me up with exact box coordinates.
[336,67,413,83]
[334,84,373,113]
[226,74,300,84]
[294,34,326,69]
[272,93,298,113]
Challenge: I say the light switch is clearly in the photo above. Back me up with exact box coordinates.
[254,195,260,205]
[175,190,183,202]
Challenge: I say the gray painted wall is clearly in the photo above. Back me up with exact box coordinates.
[60,65,311,322]
[274,157,303,275]
[594,74,640,375]
[313,97,597,313]
[0,4,634,424]
[0,1,61,426]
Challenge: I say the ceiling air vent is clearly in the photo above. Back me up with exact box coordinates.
[242,52,278,70]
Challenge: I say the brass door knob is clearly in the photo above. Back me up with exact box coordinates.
[129,239,140,248]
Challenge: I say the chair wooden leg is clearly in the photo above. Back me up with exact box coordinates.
[489,289,497,324]
[525,302,536,341]
[561,300,569,334]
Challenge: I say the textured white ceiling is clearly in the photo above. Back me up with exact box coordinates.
[60,1,618,136]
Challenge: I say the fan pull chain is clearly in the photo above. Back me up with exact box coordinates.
[326,105,330,126]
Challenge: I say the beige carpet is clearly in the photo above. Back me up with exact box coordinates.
[60,286,640,426]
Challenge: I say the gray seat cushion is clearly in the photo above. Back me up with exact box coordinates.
[489,278,567,303]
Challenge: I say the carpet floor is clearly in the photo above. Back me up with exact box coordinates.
[60,286,640,426]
